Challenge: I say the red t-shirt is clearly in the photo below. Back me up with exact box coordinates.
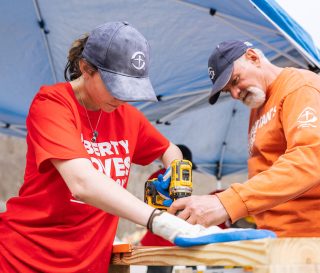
[0,83,169,273]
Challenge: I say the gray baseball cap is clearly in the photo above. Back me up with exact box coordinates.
[82,21,157,102]
[208,40,253,105]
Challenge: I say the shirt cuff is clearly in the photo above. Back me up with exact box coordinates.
[216,186,248,223]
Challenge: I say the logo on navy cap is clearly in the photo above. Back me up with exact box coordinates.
[208,67,215,80]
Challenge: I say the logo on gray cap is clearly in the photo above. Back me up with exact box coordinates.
[131,51,146,70]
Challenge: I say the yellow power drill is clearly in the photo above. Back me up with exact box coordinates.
[144,159,193,210]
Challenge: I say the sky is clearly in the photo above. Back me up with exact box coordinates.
[276,0,320,48]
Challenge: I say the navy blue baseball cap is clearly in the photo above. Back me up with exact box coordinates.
[82,21,157,102]
[208,40,253,105]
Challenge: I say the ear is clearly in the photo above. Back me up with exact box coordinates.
[79,59,90,79]
[80,59,97,77]
[79,59,86,74]
[245,48,260,66]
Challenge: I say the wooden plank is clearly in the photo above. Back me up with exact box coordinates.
[266,238,320,265]
[111,238,320,269]
[112,239,270,266]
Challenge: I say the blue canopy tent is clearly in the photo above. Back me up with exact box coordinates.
[1,0,319,180]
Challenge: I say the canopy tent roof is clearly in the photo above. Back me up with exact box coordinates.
[1,0,319,178]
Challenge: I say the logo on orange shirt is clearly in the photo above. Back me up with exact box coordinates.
[297,107,318,128]
[248,106,277,156]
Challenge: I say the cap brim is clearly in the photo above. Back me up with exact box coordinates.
[209,92,221,105]
[99,70,158,102]
[208,64,233,105]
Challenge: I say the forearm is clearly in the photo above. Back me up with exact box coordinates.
[218,146,320,222]
[52,158,154,226]
[160,142,183,168]
[80,171,154,225]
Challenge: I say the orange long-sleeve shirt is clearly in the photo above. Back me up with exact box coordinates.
[218,68,320,237]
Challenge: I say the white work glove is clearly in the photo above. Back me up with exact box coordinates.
[147,210,276,247]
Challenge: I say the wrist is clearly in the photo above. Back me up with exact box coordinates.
[215,187,247,222]
[212,194,230,222]
[146,209,164,233]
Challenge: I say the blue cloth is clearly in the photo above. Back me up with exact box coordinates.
[174,229,276,247]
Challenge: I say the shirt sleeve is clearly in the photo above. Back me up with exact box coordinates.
[27,93,89,173]
[131,110,170,166]
[218,86,320,222]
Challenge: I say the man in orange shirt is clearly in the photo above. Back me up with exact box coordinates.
[169,40,320,237]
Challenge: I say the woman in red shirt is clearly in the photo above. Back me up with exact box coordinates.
[0,21,184,273]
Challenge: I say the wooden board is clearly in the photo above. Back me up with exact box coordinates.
[111,238,320,273]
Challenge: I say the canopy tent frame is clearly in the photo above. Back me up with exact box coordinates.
[138,0,316,131]
[176,0,309,68]
[251,0,320,69]
[32,0,57,83]
[1,0,320,179]
[0,121,27,136]
[214,12,308,68]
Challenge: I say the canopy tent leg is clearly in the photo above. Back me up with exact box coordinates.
[32,0,57,82]
[215,102,238,182]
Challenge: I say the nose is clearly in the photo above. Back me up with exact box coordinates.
[229,87,241,100]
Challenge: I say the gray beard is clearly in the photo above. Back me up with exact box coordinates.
[242,86,266,109]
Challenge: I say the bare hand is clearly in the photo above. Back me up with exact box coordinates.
[167,195,229,227]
